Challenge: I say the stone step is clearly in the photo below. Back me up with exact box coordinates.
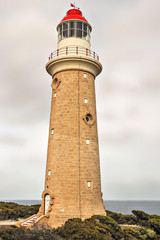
[20,215,39,227]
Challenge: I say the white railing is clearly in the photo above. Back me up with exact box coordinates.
[48,46,99,61]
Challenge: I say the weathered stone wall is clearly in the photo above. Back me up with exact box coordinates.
[39,70,106,228]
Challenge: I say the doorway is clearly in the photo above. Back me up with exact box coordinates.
[44,194,50,215]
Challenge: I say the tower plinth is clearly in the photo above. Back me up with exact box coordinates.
[20,5,106,229]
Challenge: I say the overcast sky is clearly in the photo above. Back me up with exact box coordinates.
[0,0,160,201]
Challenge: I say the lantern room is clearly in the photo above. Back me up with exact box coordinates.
[57,8,92,49]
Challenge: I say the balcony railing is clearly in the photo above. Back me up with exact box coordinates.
[48,46,99,61]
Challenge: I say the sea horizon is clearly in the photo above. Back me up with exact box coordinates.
[1,200,160,215]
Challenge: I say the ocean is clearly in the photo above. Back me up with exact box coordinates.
[3,200,160,215]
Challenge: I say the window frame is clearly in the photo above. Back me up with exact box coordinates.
[58,20,91,42]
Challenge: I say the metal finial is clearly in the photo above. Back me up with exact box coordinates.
[70,2,80,10]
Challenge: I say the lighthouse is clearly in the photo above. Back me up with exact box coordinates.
[19,5,106,229]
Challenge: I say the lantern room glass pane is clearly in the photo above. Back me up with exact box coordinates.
[77,21,82,30]
[70,21,75,29]
[59,32,62,41]
[84,23,87,32]
[63,22,68,31]
[63,30,68,38]
[70,28,75,37]
[69,21,75,37]
[76,29,82,38]
[83,31,87,38]
[60,25,62,33]
[58,21,90,42]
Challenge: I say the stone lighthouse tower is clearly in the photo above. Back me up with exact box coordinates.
[38,5,106,228]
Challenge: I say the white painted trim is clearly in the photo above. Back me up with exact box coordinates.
[46,55,102,77]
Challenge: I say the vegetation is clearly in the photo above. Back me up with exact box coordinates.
[0,202,160,239]
[0,226,64,240]
[0,202,40,220]
[106,210,138,225]
[106,210,160,239]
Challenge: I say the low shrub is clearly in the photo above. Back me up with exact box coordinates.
[106,210,138,225]
[91,215,124,239]
[123,227,157,240]
[0,226,64,240]
[149,219,160,235]
[1,203,160,240]
[132,210,149,221]
[55,218,108,240]
[0,202,40,220]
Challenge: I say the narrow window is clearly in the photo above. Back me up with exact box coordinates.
[84,98,88,104]
[51,129,54,135]
[54,92,57,98]
[86,139,90,145]
[87,181,91,188]
[48,170,51,176]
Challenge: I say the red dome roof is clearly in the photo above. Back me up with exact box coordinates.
[61,9,88,23]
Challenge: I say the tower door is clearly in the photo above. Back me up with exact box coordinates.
[44,194,50,215]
